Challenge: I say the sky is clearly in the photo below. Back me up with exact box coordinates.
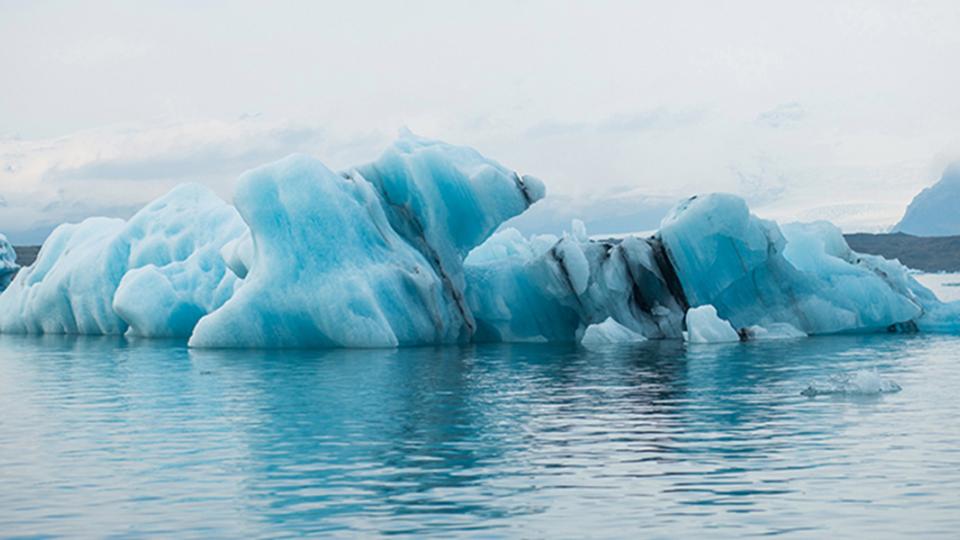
[2,0,959,243]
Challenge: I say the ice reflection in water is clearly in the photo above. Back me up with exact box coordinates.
[1,334,959,538]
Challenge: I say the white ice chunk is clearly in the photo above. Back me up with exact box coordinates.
[685,305,741,344]
[581,317,647,346]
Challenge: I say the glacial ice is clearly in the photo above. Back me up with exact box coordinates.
[684,305,740,344]
[0,184,245,336]
[190,132,544,348]
[464,225,686,344]
[1,133,959,348]
[0,233,18,292]
[581,317,648,347]
[658,195,925,335]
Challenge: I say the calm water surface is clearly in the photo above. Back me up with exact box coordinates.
[1,334,959,538]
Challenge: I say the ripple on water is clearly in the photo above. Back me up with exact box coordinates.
[0,333,958,537]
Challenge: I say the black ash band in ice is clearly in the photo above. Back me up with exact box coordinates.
[0,131,958,348]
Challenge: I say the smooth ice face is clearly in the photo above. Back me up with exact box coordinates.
[0,184,244,336]
[190,154,453,348]
[685,305,740,343]
[189,135,543,349]
[659,194,923,335]
[0,233,17,291]
[355,130,545,335]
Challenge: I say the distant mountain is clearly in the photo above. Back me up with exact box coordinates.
[894,163,960,237]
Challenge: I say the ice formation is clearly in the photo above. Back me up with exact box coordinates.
[189,133,545,348]
[0,184,245,337]
[684,305,740,344]
[0,233,18,292]
[581,317,648,347]
[1,132,959,348]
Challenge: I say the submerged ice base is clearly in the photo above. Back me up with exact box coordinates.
[1,132,959,348]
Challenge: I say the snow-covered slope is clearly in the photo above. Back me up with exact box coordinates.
[894,163,960,237]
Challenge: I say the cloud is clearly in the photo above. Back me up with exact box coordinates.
[0,117,384,243]
[526,108,705,138]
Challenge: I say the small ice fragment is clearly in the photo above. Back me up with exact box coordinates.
[581,317,647,347]
[801,369,902,397]
[685,305,741,344]
[743,323,806,341]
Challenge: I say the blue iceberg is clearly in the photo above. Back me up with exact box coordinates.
[189,132,545,348]
[0,132,958,347]
[0,184,245,336]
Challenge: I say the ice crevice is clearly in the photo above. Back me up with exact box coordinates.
[1,131,959,348]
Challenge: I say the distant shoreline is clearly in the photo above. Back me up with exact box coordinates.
[13,246,40,267]
[12,233,960,273]
[844,233,960,273]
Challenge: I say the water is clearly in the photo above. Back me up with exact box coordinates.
[1,334,959,538]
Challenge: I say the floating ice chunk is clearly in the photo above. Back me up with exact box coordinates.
[659,194,923,335]
[0,184,244,336]
[0,233,17,291]
[685,305,741,343]
[801,370,902,397]
[581,317,647,346]
[191,134,542,348]
[743,323,806,341]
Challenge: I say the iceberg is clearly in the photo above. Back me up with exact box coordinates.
[0,183,245,336]
[1,132,959,348]
[657,195,927,335]
[0,233,18,291]
[189,133,544,348]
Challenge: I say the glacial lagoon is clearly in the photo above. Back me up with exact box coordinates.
[2,333,959,538]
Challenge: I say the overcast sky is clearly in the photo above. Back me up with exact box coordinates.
[2,0,959,243]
